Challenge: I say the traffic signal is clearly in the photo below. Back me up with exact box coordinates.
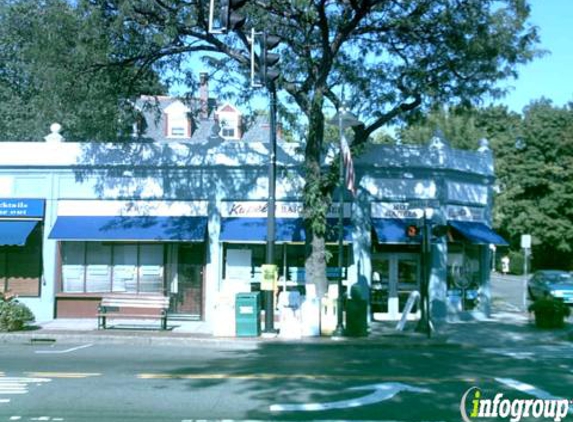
[259,33,281,85]
[220,0,247,32]
[406,224,420,238]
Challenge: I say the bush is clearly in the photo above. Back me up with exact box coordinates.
[508,250,525,275]
[0,294,35,332]
[528,296,571,329]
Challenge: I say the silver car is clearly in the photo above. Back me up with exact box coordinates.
[528,270,573,304]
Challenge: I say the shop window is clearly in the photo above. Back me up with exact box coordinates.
[139,244,163,293]
[447,244,482,290]
[112,244,137,292]
[223,244,283,282]
[0,224,43,297]
[60,242,165,294]
[62,242,86,292]
[222,243,352,285]
[86,243,112,292]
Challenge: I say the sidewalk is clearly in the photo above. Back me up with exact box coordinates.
[1,309,572,349]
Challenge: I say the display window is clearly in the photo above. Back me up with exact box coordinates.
[0,223,43,297]
[61,242,165,294]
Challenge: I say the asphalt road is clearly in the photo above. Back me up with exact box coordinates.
[1,338,572,422]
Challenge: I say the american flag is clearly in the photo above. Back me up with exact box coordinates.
[340,132,356,196]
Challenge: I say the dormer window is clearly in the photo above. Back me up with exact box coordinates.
[164,100,192,138]
[216,103,242,141]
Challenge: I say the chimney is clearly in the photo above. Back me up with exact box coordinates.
[199,72,209,120]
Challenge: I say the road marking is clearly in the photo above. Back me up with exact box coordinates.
[0,377,51,404]
[496,377,573,413]
[24,372,100,379]
[137,373,477,383]
[270,382,432,412]
[35,343,93,354]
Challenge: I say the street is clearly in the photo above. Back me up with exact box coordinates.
[1,275,572,422]
[1,338,573,421]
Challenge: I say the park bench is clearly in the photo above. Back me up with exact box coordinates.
[97,294,170,330]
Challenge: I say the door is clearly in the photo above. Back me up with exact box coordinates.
[171,244,205,319]
[371,253,421,320]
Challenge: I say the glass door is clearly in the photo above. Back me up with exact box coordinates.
[371,253,420,320]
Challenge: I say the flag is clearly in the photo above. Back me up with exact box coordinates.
[340,132,356,196]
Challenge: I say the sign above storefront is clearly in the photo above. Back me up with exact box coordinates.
[222,201,351,219]
[56,200,208,217]
[446,205,485,222]
[0,199,44,219]
[371,202,425,219]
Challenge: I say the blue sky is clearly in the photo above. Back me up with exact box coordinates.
[492,0,573,112]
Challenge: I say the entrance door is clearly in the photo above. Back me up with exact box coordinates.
[371,253,421,320]
[171,244,204,319]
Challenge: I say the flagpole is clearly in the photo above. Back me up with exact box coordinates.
[332,105,346,337]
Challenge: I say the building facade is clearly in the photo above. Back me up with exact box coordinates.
[0,126,505,332]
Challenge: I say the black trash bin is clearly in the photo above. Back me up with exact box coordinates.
[345,285,368,337]
[235,292,261,337]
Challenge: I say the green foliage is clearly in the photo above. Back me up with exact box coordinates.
[47,0,540,288]
[0,296,35,332]
[528,296,570,329]
[508,250,525,275]
[0,0,164,141]
[490,100,573,269]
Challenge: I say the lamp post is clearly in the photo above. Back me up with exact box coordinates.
[330,104,362,338]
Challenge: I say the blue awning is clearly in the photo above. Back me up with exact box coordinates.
[48,216,207,241]
[449,221,508,245]
[220,218,351,242]
[372,218,419,244]
[0,221,38,246]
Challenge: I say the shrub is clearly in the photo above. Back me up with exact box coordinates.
[0,294,35,332]
[528,296,571,329]
[508,250,525,275]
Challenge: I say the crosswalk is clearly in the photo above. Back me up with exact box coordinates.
[0,376,51,404]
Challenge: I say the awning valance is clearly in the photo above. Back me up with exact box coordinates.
[449,221,508,246]
[220,218,351,243]
[48,216,207,242]
[0,221,39,246]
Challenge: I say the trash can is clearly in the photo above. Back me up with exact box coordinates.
[345,286,368,337]
[235,292,261,337]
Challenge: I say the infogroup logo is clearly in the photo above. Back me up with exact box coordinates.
[460,387,570,422]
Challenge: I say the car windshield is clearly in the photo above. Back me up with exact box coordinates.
[544,273,573,284]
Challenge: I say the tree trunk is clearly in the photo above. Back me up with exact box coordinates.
[303,92,329,299]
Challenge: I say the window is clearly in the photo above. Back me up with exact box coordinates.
[170,126,186,137]
[221,127,235,138]
[61,242,165,294]
[0,224,43,297]
[222,243,353,285]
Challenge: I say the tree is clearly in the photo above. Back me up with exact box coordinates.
[83,0,539,295]
[0,0,163,142]
[492,99,573,269]
[397,105,486,149]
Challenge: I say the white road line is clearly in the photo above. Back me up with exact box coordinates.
[496,377,573,413]
[35,343,93,354]
[0,399,11,403]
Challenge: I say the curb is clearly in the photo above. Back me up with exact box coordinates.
[0,329,467,349]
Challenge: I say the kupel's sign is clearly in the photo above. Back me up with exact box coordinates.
[0,199,44,219]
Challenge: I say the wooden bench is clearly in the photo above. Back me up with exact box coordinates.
[97,294,170,330]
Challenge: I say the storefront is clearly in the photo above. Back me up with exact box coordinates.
[0,199,45,298]
[48,200,208,319]
[0,129,505,330]
[219,201,353,297]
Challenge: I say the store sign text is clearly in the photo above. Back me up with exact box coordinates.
[0,199,44,218]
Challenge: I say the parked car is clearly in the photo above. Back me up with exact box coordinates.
[528,270,573,305]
